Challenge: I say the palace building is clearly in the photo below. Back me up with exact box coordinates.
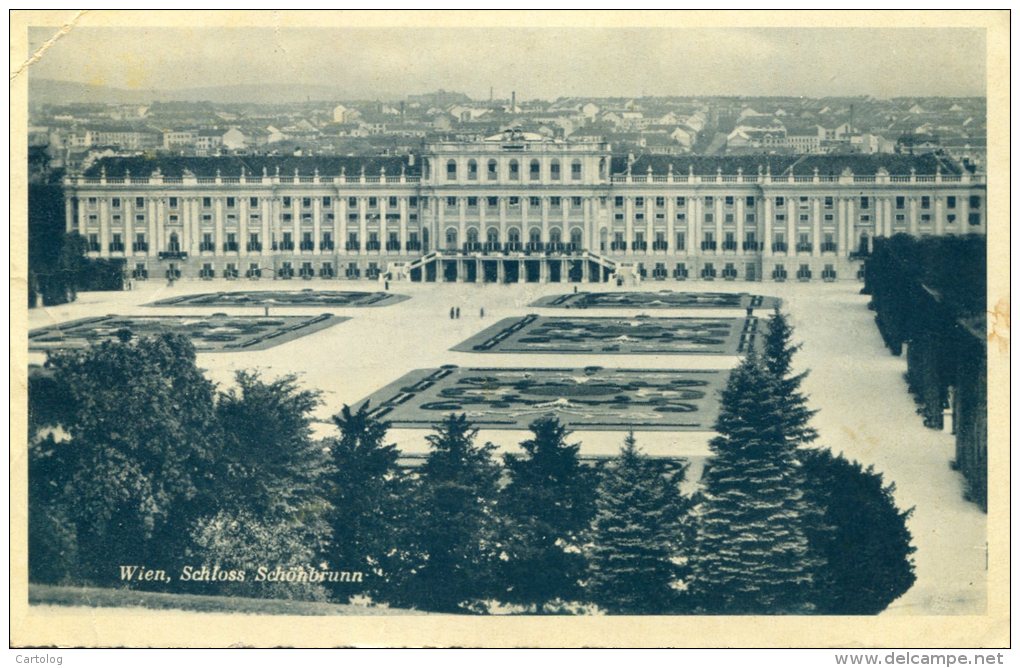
[63,129,986,283]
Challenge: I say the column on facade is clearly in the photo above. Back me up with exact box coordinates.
[666,196,676,256]
[76,197,86,236]
[624,196,634,255]
[644,197,653,255]
[191,198,202,255]
[498,196,508,245]
[837,198,847,255]
[312,197,321,255]
[158,198,169,255]
[457,196,466,252]
[291,198,301,256]
[959,194,970,232]
[845,198,856,255]
[713,195,723,255]
[786,197,796,257]
[65,195,74,233]
[689,196,700,256]
[521,196,529,247]
[540,196,550,244]
[212,197,224,257]
[399,197,409,252]
[98,199,110,258]
[582,198,592,252]
[934,197,945,236]
[887,198,895,237]
[478,196,487,250]
[437,200,446,251]
[811,197,822,257]
[239,197,249,258]
[763,196,773,257]
[358,197,368,256]
[561,198,569,250]
[337,197,348,254]
[735,196,745,254]
[260,197,271,259]
[147,198,158,257]
[908,197,919,236]
[125,198,135,257]
[380,196,390,255]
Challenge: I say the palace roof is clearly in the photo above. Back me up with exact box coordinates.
[84,155,420,179]
[611,153,963,176]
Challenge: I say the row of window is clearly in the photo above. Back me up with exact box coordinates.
[87,195,422,210]
[610,194,981,210]
[444,158,586,182]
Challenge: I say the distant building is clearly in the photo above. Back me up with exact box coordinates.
[64,133,984,286]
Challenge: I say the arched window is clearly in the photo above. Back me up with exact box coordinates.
[571,159,582,181]
[467,159,478,180]
[467,228,479,244]
[529,227,542,243]
[423,159,431,180]
[487,159,498,180]
[550,159,561,181]
[445,227,458,249]
[446,159,457,181]
[570,227,583,247]
[508,227,521,243]
[508,159,519,181]
[529,159,541,181]
[549,227,562,244]
[486,227,499,244]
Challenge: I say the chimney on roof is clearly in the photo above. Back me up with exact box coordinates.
[511,91,516,114]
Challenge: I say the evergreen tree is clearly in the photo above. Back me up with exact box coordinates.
[762,307,818,447]
[799,448,917,614]
[396,413,501,612]
[498,417,598,608]
[324,402,412,602]
[692,352,821,614]
[30,334,221,585]
[585,433,691,614]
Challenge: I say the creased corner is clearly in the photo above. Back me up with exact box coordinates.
[10,10,89,83]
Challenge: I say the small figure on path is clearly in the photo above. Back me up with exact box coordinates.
[265,306,270,317]
[450,306,455,320]
[573,285,578,294]
[480,307,485,318]
[384,280,390,291]
[455,306,461,319]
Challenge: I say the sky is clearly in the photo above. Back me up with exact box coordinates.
[26,26,987,99]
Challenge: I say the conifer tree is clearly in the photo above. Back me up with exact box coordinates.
[498,417,598,607]
[397,413,501,612]
[324,402,411,602]
[762,307,818,446]
[799,448,916,614]
[585,433,691,614]
[692,351,821,614]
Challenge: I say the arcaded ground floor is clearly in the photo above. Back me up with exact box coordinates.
[25,278,986,615]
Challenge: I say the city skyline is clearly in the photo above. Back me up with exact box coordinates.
[28,26,986,100]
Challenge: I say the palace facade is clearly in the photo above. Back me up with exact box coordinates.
[63,130,986,283]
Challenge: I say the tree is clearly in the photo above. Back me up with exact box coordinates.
[498,417,598,608]
[762,307,818,447]
[213,371,330,552]
[799,448,916,614]
[395,414,501,612]
[324,402,412,602]
[585,433,691,614]
[30,334,221,585]
[691,352,822,614]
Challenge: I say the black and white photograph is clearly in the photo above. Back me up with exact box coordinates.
[9,9,1009,651]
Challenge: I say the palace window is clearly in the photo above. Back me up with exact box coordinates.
[676,197,686,207]
[348,197,357,207]
[135,197,145,209]
[467,159,478,180]
[322,196,331,208]
[775,196,785,207]
[704,196,714,206]
[746,196,755,207]
[635,197,644,207]
[447,159,457,180]
[860,196,870,209]
[969,195,981,209]
[111,197,121,209]
[572,196,582,207]
[227,197,237,208]
[508,160,519,180]
[895,196,905,210]
[921,196,930,209]
[824,196,834,208]
[467,196,478,208]
[571,160,582,180]
[724,196,734,206]
[530,197,540,207]
[550,160,561,181]
[487,196,498,208]
[947,196,956,209]
[487,159,498,180]
[529,159,541,180]
[202,197,213,208]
